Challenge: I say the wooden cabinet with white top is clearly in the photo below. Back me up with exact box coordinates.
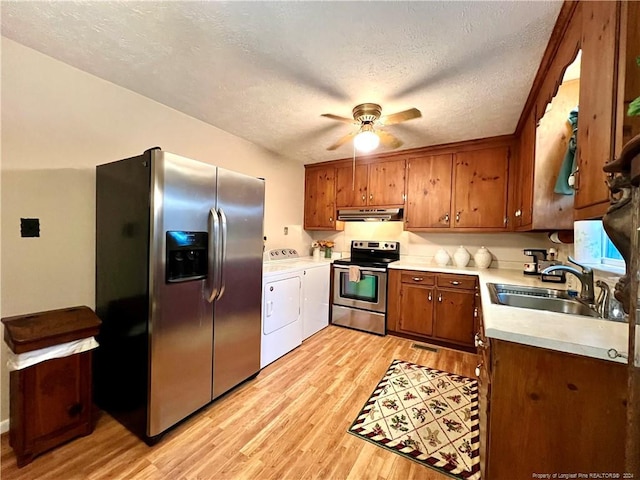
[387,269,477,350]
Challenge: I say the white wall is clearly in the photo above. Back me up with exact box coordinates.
[0,38,311,426]
[309,222,556,270]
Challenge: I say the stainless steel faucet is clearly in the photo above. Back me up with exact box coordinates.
[541,256,595,304]
[595,280,611,319]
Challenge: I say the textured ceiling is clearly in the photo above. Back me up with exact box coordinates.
[1,1,563,164]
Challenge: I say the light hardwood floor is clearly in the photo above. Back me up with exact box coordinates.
[1,325,477,480]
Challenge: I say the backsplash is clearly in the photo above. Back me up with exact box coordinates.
[309,222,555,270]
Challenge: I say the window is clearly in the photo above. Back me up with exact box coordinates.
[574,220,625,269]
[602,227,624,267]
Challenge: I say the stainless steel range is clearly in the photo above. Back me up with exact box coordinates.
[331,240,400,335]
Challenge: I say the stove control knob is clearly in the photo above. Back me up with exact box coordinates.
[281,249,286,255]
[384,243,388,248]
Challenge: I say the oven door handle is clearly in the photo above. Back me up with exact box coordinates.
[334,266,387,273]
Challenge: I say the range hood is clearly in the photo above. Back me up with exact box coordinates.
[337,208,403,222]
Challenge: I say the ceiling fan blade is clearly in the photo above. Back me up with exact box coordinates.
[327,131,356,150]
[377,130,403,149]
[321,113,357,124]
[379,108,422,126]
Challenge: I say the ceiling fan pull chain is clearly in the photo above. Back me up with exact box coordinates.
[352,143,356,191]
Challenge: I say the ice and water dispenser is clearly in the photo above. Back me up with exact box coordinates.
[166,231,208,282]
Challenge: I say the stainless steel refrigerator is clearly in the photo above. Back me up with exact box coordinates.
[95,147,264,443]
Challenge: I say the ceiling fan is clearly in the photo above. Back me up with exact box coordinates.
[321,103,421,153]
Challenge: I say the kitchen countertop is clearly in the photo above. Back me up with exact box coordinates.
[388,258,628,364]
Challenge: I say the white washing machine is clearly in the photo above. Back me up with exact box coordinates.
[261,255,304,369]
[261,249,331,368]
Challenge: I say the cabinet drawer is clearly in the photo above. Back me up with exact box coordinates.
[437,274,476,290]
[401,272,435,285]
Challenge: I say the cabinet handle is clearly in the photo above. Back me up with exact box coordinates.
[428,292,432,301]
[444,213,449,223]
[370,194,374,200]
[515,209,522,217]
[438,293,442,302]
[362,195,366,201]
[450,281,461,286]
[456,211,461,223]
[329,217,333,223]
[475,363,483,377]
[412,277,423,282]
[474,307,478,318]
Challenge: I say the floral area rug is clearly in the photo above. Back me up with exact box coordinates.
[349,359,480,479]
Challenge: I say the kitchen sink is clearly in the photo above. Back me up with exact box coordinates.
[487,283,599,317]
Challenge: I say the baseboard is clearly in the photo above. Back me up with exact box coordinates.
[1,418,9,434]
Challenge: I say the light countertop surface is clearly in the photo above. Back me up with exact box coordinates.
[262,256,332,275]
[388,258,628,364]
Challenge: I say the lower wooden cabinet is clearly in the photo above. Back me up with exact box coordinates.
[397,273,436,337]
[475,302,491,477]
[387,269,477,349]
[485,340,627,479]
[1,306,101,467]
[10,354,95,467]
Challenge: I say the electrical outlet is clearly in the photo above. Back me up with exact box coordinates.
[20,218,40,238]
[284,226,288,235]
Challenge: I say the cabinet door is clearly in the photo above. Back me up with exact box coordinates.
[453,147,509,229]
[304,166,337,229]
[515,112,535,229]
[574,1,619,213]
[24,354,90,441]
[336,164,368,208]
[405,154,453,229]
[433,288,475,346]
[367,159,406,206]
[399,284,434,337]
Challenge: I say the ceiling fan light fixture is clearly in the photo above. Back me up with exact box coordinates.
[354,125,380,153]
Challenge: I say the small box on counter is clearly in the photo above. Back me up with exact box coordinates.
[539,260,566,283]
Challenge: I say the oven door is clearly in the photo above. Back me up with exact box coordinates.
[332,266,387,313]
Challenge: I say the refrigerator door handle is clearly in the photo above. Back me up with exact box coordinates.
[217,207,228,300]
[207,208,221,303]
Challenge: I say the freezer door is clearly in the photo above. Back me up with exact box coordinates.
[212,168,265,398]
[148,151,217,437]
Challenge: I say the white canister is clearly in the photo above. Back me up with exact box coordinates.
[474,246,492,269]
[453,246,471,267]
[313,247,321,261]
[434,248,450,266]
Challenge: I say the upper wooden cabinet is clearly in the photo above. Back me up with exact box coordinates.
[405,145,510,231]
[574,1,619,216]
[304,165,341,230]
[513,82,577,231]
[513,1,640,223]
[335,159,406,208]
[335,164,368,207]
[453,147,510,229]
[405,154,453,228]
